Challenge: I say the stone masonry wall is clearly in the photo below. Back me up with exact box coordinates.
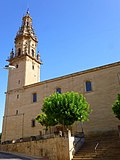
[2,62,120,142]
[0,137,69,160]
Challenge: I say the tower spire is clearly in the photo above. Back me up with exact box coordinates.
[6,11,42,92]
[26,8,30,15]
[15,10,38,43]
[7,11,42,63]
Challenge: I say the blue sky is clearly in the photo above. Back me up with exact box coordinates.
[0,0,120,133]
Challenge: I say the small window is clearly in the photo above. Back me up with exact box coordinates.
[31,119,35,127]
[27,21,29,26]
[16,110,18,115]
[56,88,61,94]
[18,80,20,84]
[117,73,120,85]
[32,49,34,57]
[32,64,34,70]
[33,93,37,103]
[85,81,92,92]
[18,48,21,56]
[17,94,19,99]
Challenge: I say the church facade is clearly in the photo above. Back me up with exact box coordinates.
[2,11,120,143]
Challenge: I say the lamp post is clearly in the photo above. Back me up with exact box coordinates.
[3,65,16,70]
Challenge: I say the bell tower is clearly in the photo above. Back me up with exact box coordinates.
[7,10,42,91]
[2,10,42,142]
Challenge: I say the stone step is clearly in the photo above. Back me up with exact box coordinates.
[85,136,119,140]
[72,157,101,160]
[73,154,120,158]
[73,158,120,160]
[72,133,120,160]
[75,150,120,156]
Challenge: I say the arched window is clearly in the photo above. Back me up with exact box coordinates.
[16,110,18,115]
[32,93,37,102]
[27,21,29,26]
[31,119,35,127]
[56,88,61,94]
[85,81,92,92]
[32,49,34,57]
[32,63,34,70]
[18,48,21,56]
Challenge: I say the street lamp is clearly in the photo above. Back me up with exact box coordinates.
[3,65,16,70]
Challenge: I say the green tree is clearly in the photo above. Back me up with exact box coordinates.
[112,94,120,120]
[36,92,91,129]
[36,113,58,131]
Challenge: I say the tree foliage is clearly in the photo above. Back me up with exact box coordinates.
[36,113,57,130]
[36,92,91,128]
[112,94,120,120]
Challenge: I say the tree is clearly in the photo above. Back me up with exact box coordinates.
[112,94,120,120]
[36,92,91,130]
[36,113,58,131]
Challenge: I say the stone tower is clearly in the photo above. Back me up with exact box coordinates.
[2,11,42,142]
[7,10,42,91]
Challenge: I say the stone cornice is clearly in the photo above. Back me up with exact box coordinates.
[7,54,42,64]
[15,34,38,43]
[6,87,24,94]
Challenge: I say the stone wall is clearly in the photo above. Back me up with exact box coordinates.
[2,62,120,142]
[0,137,70,160]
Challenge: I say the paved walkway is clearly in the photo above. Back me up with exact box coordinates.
[0,152,48,160]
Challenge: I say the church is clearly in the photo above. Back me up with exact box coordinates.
[1,11,120,143]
